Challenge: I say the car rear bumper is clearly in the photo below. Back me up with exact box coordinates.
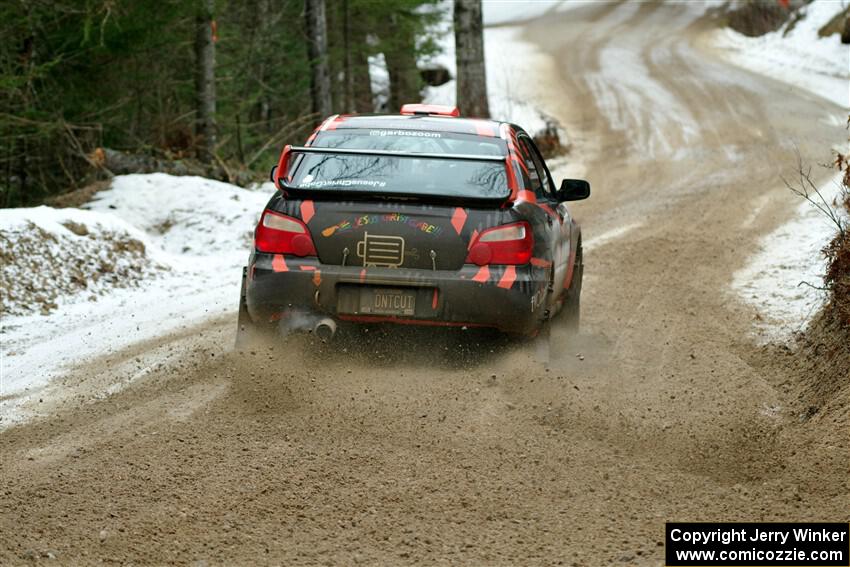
[245,252,550,334]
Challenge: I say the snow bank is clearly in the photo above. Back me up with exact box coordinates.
[1,174,270,424]
[0,207,166,316]
[732,173,847,341]
[710,0,850,108]
[89,173,261,270]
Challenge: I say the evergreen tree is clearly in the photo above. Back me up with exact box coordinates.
[0,0,442,207]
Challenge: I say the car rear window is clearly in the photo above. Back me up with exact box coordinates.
[289,129,509,200]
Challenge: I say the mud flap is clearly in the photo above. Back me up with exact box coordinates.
[235,267,261,349]
[562,245,582,334]
[533,320,551,367]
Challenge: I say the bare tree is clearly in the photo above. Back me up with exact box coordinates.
[454,0,489,118]
[194,0,217,163]
[306,0,332,117]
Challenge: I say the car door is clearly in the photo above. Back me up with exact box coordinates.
[518,135,571,299]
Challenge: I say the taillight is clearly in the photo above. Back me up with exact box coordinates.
[255,210,317,256]
[466,222,533,266]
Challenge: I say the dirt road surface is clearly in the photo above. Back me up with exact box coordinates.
[2,3,847,565]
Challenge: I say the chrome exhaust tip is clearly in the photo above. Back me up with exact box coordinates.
[313,318,337,342]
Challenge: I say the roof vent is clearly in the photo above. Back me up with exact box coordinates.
[400,104,460,117]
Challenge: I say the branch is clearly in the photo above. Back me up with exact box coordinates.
[782,150,845,237]
[245,112,320,168]
[797,280,829,292]
[62,120,114,177]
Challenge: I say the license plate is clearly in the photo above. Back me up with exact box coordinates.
[359,288,416,316]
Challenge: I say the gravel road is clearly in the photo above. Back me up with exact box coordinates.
[1,3,847,565]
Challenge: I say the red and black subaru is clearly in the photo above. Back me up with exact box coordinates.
[237,104,589,342]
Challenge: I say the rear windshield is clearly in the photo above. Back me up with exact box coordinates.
[288,129,509,200]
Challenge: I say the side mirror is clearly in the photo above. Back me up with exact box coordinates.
[557,179,590,201]
[269,165,278,183]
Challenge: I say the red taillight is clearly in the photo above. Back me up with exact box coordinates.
[255,210,317,256]
[466,222,533,266]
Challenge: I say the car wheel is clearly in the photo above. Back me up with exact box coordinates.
[235,267,265,349]
[563,244,582,334]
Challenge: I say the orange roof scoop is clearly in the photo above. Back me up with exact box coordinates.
[400,104,460,117]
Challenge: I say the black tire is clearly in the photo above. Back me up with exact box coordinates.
[235,267,264,349]
[562,244,583,334]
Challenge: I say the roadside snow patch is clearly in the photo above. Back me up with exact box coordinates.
[0,207,167,316]
[710,0,850,109]
[88,173,260,271]
[1,174,270,425]
[732,173,846,341]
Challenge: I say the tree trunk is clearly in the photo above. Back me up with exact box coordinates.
[350,21,374,113]
[256,0,272,133]
[343,0,354,112]
[385,14,420,113]
[194,0,217,163]
[305,0,332,117]
[454,0,489,118]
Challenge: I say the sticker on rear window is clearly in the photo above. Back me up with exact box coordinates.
[300,179,387,189]
[369,129,442,138]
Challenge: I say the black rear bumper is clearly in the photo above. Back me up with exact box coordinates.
[245,252,549,335]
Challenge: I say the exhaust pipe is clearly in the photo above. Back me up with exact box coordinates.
[313,318,337,342]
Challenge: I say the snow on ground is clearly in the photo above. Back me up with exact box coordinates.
[88,174,261,269]
[482,0,590,26]
[717,1,849,339]
[0,174,270,425]
[584,1,705,160]
[710,0,850,109]
[0,207,167,316]
[732,173,847,342]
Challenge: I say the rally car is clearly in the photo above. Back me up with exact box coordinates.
[237,104,589,342]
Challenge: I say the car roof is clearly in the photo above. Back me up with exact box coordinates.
[318,114,520,138]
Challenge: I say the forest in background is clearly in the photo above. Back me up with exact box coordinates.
[1,0,480,207]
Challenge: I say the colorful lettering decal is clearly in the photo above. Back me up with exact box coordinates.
[321,213,444,237]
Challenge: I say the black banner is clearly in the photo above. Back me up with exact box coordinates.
[666,523,849,566]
